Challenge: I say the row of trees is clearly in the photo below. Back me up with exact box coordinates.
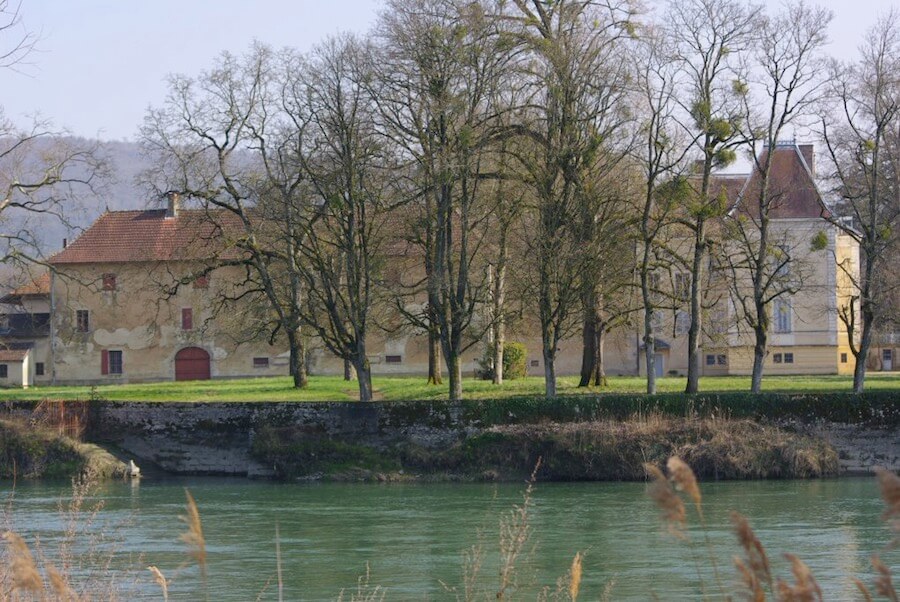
[134,0,900,400]
[4,0,892,399]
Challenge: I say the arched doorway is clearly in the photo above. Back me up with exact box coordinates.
[175,347,211,381]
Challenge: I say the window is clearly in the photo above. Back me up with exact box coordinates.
[385,355,402,364]
[0,365,6,378]
[102,273,117,291]
[193,275,209,289]
[650,310,665,331]
[884,349,893,362]
[253,357,269,368]
[530,360,540,367]
[706,354,716,366]
[648,272,661,291]
[774,244,791,278]
[774,353,783,364]
[784,353,794,364]
[35,362,44,376]
[76,310,90,333]
[840,353,848,364]
[102,350,123,375]
[716,354,727,365]
[674,273,691,301]
[675,311,690,335]
[181,308,193,331]
[773,298,792,333]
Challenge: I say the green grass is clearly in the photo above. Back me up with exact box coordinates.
[0,372,898,402]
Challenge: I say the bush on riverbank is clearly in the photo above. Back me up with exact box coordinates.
[0,418,125,479]
[0,418,86,479]
[252,416,839,482]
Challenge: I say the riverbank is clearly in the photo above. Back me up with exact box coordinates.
[252,416,840,481]
[0,417,126,479]
[3,392,896,481]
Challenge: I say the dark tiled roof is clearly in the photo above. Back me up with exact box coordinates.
[731,145,830,219]
[49,209,247,265]
[0,349,29,362]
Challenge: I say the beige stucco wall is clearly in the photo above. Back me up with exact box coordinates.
[51,262,288,384]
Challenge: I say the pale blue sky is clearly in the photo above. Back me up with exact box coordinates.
[1,0,897,141]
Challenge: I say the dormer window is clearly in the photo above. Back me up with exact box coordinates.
[102,273,117,291]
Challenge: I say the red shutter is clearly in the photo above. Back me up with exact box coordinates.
[101,349,109,375]
[182,308,193,330]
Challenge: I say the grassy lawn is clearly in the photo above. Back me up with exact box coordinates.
[0,373,898,402]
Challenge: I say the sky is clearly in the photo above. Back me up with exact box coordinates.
[1,0,898,141]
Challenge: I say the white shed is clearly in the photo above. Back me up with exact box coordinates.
[0,349,31,388]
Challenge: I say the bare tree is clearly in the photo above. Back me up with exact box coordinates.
[724,1,832,393]
[668,0,760,394]
[507,0,637,397]
[1,2,104,278]
[375,0,515,400]
[820,10,900,392]
[631,26,691,394]
[277,35,392,402]
[141,44,312,388]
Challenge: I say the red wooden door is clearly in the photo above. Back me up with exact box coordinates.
[175,347,211,381]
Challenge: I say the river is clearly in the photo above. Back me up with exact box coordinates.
[2,477,896,600]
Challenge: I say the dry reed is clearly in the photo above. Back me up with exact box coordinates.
[643,463,687,539]
[567,551,583,601]
[876,467,900,548]
[3,531,43,593]
[179,489,207,576]
[776,553,823,601]
[731,511,773,592]
[872,555,898,602]
[148,565,169,601]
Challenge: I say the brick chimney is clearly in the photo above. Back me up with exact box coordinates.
[798,144,815,176]
[166,192,181,219]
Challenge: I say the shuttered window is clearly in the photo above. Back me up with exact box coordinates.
[182,308,193,331]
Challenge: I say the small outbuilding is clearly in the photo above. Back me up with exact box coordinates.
[0,348,32,388]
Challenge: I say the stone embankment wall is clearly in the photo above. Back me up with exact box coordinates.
[87,401,476,477]
[2,399,897,477]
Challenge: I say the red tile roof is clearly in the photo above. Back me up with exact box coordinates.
[49,209,248,265]
[0,349,29,362]
[3,273,50,299]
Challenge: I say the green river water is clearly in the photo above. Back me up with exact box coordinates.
[2,477,896,600]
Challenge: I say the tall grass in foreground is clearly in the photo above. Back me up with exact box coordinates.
[646,459,900,601]
[1,465,898,600]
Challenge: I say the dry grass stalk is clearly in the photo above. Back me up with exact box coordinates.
[568,551,583,601]
[337,563,385,602]
[496,458,542,600]
[275,524,283,602]
[775,554,822,602]
[731,511,773,592]
[667,456,702,518]
[46,564,76,600]
[852,577,873,602]
[148,565,169,602]
[3,531,43,593]
[179,489,207,582]
[644,463,686,539]
[734,557,765,602]
[876,467,900,548]
[871,555,898,602]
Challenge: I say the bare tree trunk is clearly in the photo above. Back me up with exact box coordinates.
[685,222,706,394]
[343,359,354,381]
[354,356,373,402]
[446,350,463,401]
[428,325,442,385]
[491,257,507,386]
[578,287,599,388]
[750,323,767,393]
[543,343,557,397]
[854,291,876,393]
[287,328,308,389]
[594,326,607,387]
[643,283,657,394]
